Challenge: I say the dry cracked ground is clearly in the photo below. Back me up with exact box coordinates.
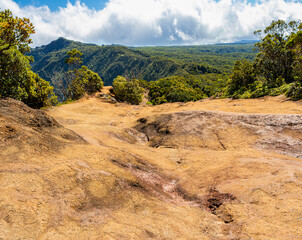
[1,89,302,239]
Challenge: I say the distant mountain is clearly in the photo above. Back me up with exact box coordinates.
[30,38,219,87]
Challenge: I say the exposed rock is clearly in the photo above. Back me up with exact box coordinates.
[0,98,85,161]
[135,110,302,158]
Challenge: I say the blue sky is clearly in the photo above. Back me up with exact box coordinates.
[15,0,107,11]
[1,0,302,46]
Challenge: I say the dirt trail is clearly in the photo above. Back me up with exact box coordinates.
[1,93,302,240]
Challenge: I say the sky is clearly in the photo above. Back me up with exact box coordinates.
[1,0,302,47]
[15,0,107,11]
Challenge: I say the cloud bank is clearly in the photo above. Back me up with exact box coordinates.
[1,0,302,46]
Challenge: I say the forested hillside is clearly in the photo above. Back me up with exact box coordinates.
[135,43,258,73]
[30,38,220,86]
[29,20,302,105]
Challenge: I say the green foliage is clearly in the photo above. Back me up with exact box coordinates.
[0,48,57,108]
[287,27,302,78]
[284,24,302,100]
[239,78,269,99]
[113,76,144,105]
[136,44,258,74]
[25,70,58,108]
[0,9,35,54]
[286,82,302,100]
[223,60,256,98]
[82,67,104,94]
[147,75,226,105]
[269,82,292,96]
[223,20,302,100]
[69,65,103,100]
[65,48,83,68]
[29,38,260,105]
[254,20,299,85]
[0,9,57,108]
[29,38,252,87]
[62,49,103,100]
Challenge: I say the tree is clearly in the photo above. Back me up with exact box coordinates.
[69,65,103,100]
[148,76,206,104]
[254,20,300,85]
[287,25,302,77]
[0,9,35,54]
[223,60,256,98]
[0,9,57,108]
[223,20,302,100]
[25,70,58,108]
[113,76,144,105]
[63,49,103,100]
[64,48,83,68]
[0,47,57,108]
[285,24,302,100]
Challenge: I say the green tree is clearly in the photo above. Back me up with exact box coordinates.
[285,24,302,100]
[223,60,256,98]
[0,9,57,108]
[254,20,300,85]
[64,49,103,100]
[65,48,83,68]
[287,26,302,77]
[25,70,58,108]
[0,9,35,54]
[64,49,84,98]
[69,65,103,100]
[148,76,205,104]
[112,76,144,105]
[223,20,302,100]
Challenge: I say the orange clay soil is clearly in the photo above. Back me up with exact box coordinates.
[0,90,302,240]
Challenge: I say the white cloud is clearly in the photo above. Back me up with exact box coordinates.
[1,0,302,46]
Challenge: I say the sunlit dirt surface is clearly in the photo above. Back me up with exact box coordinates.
[1,91,302,240]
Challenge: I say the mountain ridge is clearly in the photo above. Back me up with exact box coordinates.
[30,38,220,88]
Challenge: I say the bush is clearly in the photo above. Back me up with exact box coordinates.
[148,76,206,105]
[286,82,302,100]
[25,71,58,108]
[0,9,57,108]
[269,83,291,96]
[113,76,144,105]
[223,20,302,100]
[223,60,256,98]
[69,66,103,100]
[0,48,57,108]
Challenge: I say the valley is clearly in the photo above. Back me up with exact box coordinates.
[29,38,256,87]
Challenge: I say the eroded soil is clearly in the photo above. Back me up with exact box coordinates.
[0,92,302,240]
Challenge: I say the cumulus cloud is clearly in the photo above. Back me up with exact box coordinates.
[1,0,302,46]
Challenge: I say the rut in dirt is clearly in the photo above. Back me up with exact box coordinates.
[111,158,236,223]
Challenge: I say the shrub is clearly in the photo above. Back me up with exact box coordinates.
[113,76,144,105]
[286,82,302,100]
[223,60,255,99]
[62,49,103,101]
[0,48,57,108]
[69,66,103,100]
[0,9,57,108]
[148,76,206,105]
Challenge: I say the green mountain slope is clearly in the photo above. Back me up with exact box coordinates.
[30,38,220,86]
[135,44,257,73]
